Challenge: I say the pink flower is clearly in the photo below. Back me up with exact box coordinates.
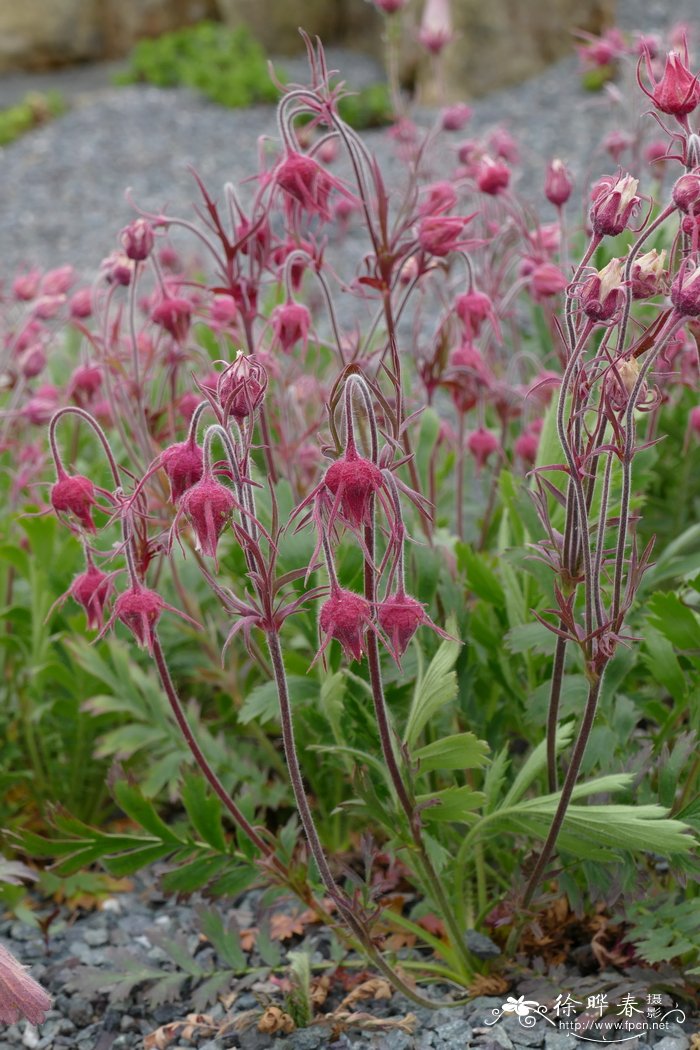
[418,215,473,257]
[217,353,267,423]
[544,158,573,207]
[476,156,510,196]
[418,0,453,54]
[441,103,472,131]
[673,171,700,214]
[590,173,640,237]
[41,265,75,295]
[112,586,165,653]
[120,218,155,261]
[276,151,351,221]
[514,427,540,465]
[372,0,408,12]
[377,592,430,658]
[603,129,632,164]
[51,472,98,532]
[418,181,458,216]
[581,257,626,322]
[467,427,499,471]
[152,296,192,342]
[319,589,372,662]
[630,249,666,300]
[161,440,204,502]
[0,943,52,1025]
[324,451,384,529]
[529,262,568,300]
[69,563,115,630]
[180,474,236,559]
[69,287,93,319]
[12,269,41,301]
[671,261,700,317]
[69,364,102,403]
[641,39,700,117]
[454,290,500,340]
[271,300,311,354]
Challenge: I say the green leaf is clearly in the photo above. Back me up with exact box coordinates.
[500,723,575,808]
[238,675,317,725]
[456,544,504,605]
[647,592,700,651]
[181,774,227,852]
[111,778,182,844]
[414,732,490,773]
[197,906,246,969]
[483,747,510,813]
[417,786,485,822]
[403,619,460,747]
[160,855,231,894]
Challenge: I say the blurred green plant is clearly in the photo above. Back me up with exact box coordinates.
[0,92,65,147]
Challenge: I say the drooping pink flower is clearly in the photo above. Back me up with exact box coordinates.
[488,127,519,163]
[590,173,640,237]
[324,450,384,529]
[671,261,700,316]
[112,585,166,653]
[19,344,46,379]
[603,129,632,164]
[467,427,499,471]
[377,592,429,658]
[673,171,700,214]
[276,151,351,221]
[418,181,458,216]
[630,249,666,300]
[372,0,408,12]
[319,589,372,662]
[152,295,192,342]
[69,287,93,319]
[41,265,75,295]
[581,257,626,322]
[69,364,102,403]
[529,262,568,300]
[641,40,700,117]
[454,289,501,341]
[69,563,115,631]
[23,385,59,426]
[180,474,236,559]
[514,427,540,466]
[475,156,510,196]
[271,300,311,354]
[51,471,98,532]
[12,269,41,301]
[0,943,52,1025]
[161,440,204,502]
[101,251,133,286]
[418,215,473,257]
[441,102,472,131]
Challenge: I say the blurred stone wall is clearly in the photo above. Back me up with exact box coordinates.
[0,0,613,99]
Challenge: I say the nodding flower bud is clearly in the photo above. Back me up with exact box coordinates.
[544,158,573,206]
[217,353,267,422]
[324,450,383,529]
[529,262,568,300]
[644,44,700,117]
[514,426,540,465]
[418,215,469,256]
[12,269,41,301]
[581,257,626,321]
[69,287,93,319]
[467,427,499,471]
[377,592,428,658]
[69,364,102,402]
[603,129,632,164]
[120,218,155,261]
[180,474,235,559]
[630,249,666,299]
[19,344,46,379]
[161,439,204,502]
[51,472,98,532]
[69,563,114,630]
[41,266,75,295]
[0,943,52,1026]
[100,251,134,286]
[419,181,458,217]
[476,155,511,195]
[152,295,192,342]
[590,173,640,237]
[271,300,311,354]
[113,585,165,653]
[319,589,372,662]
[672,171,700,215]
[605,357,645,413]
[454,289,501,341]
[276,151,349,221]
[671,261,700,317]
[441,102,472,131]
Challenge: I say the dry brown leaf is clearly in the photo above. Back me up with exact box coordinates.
[417,913,446,938]
[239,927,258,951]
[269,911,308,941]
[383,931,416,952]
[469,973,510,997]
[144,1014,217,1050]
[257,1005,295,1034]
[321,1009,418,1034]
[339,976,393,1009]
[310,975,332,1007]
[690,1035,700,1050]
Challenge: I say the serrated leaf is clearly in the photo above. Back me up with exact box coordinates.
[456,544,504,605]
[197,906,246,969]
[181,774,227,852]
[403,619,460,747]
[500,722,575,808]
[414,732,490,773]
[160,855,231,894]
[192,970,234,1012]
[256,921,283,967]
[416,786,485,822]
[647,592,700,651]
[111,778,182,844]
[238,675,317,725]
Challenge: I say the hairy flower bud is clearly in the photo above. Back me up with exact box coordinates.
[161,440,204,502]
[69,364,102,403]
[418,215,468,256]
[544,158,573,207]
[217,353,267,422]
[441,102,472,131]
[69,563,114,630]
[271,300,311,354]
[324,452,383,528]
[646,45,700,117]
[515,427,540,465]
[530,262,568,300]
[671,262,700,317]
[581,257,626,321]
[590,174,640,237]
[467,427,499,471]
[180,474,235,559]
[377,593,426,657]
[152,295,192,342]
[605,357,645,413]
[113,585,165,653]
[276,151,349,221]
[476,155,510,195]
[319,589,372,662]
[672,171,700,215]
[120,218,155,261]
[12,269,41,301]
[418,0,453,54]
[51,472,98,532]
[630,249,666,299]
[69,287,93,319]
[419,181,458,217]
